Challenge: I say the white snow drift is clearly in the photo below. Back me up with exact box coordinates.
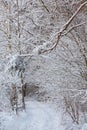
[0,100,64,130]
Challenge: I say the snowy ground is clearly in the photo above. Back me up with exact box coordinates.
[0,100,64,130]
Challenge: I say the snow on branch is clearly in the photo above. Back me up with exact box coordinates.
[42,1,87,53]
[12,1,87,58]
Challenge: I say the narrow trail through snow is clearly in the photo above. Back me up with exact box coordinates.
[1,100,64,130]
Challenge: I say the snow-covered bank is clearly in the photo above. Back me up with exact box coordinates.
[0,100,64,130]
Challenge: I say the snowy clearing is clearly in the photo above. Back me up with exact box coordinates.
[0,100,64,130]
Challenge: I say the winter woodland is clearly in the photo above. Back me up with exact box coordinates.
[0,0,87,130]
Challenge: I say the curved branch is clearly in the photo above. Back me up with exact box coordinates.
[42,1,87,53]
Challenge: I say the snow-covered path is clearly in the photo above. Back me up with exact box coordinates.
[0,100,64,130]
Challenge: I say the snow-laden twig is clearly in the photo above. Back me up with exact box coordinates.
[17,53,34,57]
[18,42,49,57]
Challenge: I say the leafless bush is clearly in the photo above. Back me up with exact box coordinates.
[64,93,87,124]
[64,96,79,124]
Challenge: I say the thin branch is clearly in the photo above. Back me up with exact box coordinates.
[0,28,8,36]
[22,28,33,36]
[63,21,87,36]
[39,0,50,12]
[63,1,87,29]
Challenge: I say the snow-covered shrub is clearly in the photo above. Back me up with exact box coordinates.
[64,89,87,124]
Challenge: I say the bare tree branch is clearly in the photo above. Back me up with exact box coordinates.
[42,1,87,53]
[62,21,87,36]
[39,0,50,12]
[22,28,33,36]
